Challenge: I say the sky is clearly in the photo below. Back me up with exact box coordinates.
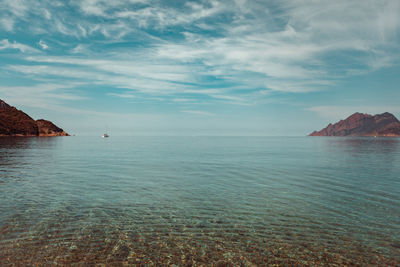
[0,0,399,136]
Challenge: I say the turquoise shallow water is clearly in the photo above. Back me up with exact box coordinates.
[0,136,399,265]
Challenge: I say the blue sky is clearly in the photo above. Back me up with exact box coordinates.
[0,0,399,135]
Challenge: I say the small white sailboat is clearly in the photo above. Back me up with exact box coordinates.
[102,126,109,138]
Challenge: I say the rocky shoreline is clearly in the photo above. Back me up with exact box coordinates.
[0,99,69,137]
[310,112,400,137]
[1,221,398,266]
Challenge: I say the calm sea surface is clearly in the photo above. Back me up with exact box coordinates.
[0,136,399,266]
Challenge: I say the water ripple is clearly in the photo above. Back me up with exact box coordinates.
[0,136,399,265]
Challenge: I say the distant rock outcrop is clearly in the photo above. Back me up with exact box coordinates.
[0,99,69,137]
[36,119,69,136]
[309,112,400,137]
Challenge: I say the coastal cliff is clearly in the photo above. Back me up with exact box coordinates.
[0,99,69,136]
[309,112,400,137]
[36,119,69,136]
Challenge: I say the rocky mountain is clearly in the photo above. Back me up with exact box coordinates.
[309,112,400,137]
[36,119,69,136]
[0,99,69,137]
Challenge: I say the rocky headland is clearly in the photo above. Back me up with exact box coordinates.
[0,99,69,137]
[309,112,400,137]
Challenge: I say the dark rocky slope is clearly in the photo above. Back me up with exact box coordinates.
[310,112,400,137]
[0,99,69,136]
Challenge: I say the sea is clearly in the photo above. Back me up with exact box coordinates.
[0,136,399,266]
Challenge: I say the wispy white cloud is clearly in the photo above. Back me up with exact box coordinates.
[211,94,245,102]
[0,16,14,31]
[0,39,38,53]
[113,0,225,29]
[172,98,194,102]
[1,0,29,17]
[0,83,86,109]
[181,110,214,116]
[107,92,136,99]
[43,8,51,20]
[154,0,400,92]
[183,89,223,95]
[1,0,400,112]
[12,59,195,95]
[38,40,49,50]
[71,44,89,54]
[307,105,400,121]
[0,0,228,40]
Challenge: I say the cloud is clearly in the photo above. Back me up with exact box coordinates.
[43,8,51,20]
[210,94,246,103]
[113,0,225,29]
[1,0,400,108]
[71,44,89,54]
[0,39,38,53]
[15,58,196,95]
[0,16,14,31]
[0,83,86,109]
[181,110,214,116]
[150,0,400,93]
[0,0,227,39]
[38,40,49,50]
[172,98,194,102]
[10,59,251,107]
[108,92,136,99]
[307,105,400,121]
[1,0,29,17]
